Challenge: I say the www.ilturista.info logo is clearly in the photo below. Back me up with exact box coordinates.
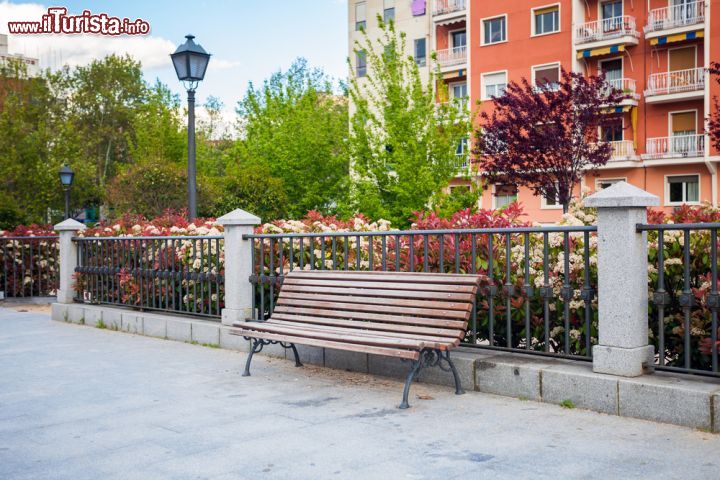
[8,7,150,35]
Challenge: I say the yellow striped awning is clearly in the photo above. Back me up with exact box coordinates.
[443,69,466,80]
[577,44,626,59]
[649,30,703,46]
[601,105,633,114]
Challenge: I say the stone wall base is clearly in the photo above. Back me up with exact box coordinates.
[53,303,720,433]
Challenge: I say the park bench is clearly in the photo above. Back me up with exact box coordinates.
[230,270,480,409]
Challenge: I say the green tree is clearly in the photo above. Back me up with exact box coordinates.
[106,160,188,218]
[235,58,349,218]
[205,165,288,222]
[0,60,99,224]
[432,183,483,220]
[68,54,148,191]
[346,18,472,227]
[196,95,234,178]
[131,80,186,168]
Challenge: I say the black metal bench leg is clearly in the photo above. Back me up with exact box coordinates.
[289,344,303,367]
[399,358,423,409]
[242,339,262,377]
[445,351,465,395]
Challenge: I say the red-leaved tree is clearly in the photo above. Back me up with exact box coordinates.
[472,69,628,213]
[708,62,720,153]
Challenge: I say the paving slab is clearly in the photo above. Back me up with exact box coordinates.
[2,306,720,480]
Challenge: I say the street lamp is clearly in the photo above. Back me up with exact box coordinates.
[170,34,211,221]
[58,164,74,220]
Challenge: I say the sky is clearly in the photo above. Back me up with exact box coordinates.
[0,0,349,123]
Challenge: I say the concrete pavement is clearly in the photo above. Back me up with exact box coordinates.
[1,306,719,480]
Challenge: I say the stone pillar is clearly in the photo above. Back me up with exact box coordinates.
[54,219,86,304]
[217,209,261,326]
[584,181,660,377]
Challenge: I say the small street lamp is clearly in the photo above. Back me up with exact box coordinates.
[58,164,75,220]
[170,34,211,221]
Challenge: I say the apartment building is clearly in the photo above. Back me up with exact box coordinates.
[349,0,719,222]
[0,34,40,77]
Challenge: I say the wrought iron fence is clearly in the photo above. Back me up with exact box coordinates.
[73,236,224,318]
[245,226,597,360]
[638,223,720,377]
[1,236,59,298]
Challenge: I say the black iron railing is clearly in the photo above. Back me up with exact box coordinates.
[1,236,59,298]
[245,226,598,360]
[638,223,719,377]
[73,236,224,318]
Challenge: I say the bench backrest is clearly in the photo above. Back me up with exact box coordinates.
[272,270,480,340]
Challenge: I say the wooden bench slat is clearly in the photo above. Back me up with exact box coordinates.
[283,277,478,293]
[272,305,467,329]
[276,298,470,320]
[231,329,421,360]
[241,321,457,350]
[236,322,430,349]
[288,270,481,285]
[262,320,460,347]
[279,291,472,312]
[268,313,464,338]
[281,284,475,302]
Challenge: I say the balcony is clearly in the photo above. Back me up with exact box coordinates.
[574,16,639,49]
[645,1,704,37]
[603,78,640,105]
[644,67,705,103]
[433,0,466,15]
[595,140,639,168]
[609,140,637,160]
[436,46,467,70]
[644,134,705,160]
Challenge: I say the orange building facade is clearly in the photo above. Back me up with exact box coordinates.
[349,0,719,223]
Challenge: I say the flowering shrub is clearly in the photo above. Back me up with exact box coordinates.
[255,200,720,370]
[73,211,225,316]
[254,204,599,356]
[1,224,58,297]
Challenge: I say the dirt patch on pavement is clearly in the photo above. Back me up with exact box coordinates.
[2,303,52,314]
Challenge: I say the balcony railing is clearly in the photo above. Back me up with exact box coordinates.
[575,16,639,44]
[645,134,705,159]
[604,78,639,99]
[645,1,705,33]
[436,45,467,68]
[644,67,704,97]
[609,140,637,159]
[433,0,466,16]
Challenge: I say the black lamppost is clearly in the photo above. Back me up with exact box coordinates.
[170,34,211,221]
[58,164,75,220]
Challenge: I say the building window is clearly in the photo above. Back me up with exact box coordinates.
[601,0,623,20]
[494,184,518,208]
[451,83,467,98]
[533,5,560,36]
[384,0,395,23]
[456,137,469,156]
[540,182,562,208]
[414,38,426,67]
[355,2,366,31]
[601,121,623,142]
[667,175,700,204]
[533,63,561,91]
[543,193,560,208]
[596,178,624,190]
[482,71,507,100]
[451,30,467,48]
[482,16,506,45]
[356,51,367,77]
